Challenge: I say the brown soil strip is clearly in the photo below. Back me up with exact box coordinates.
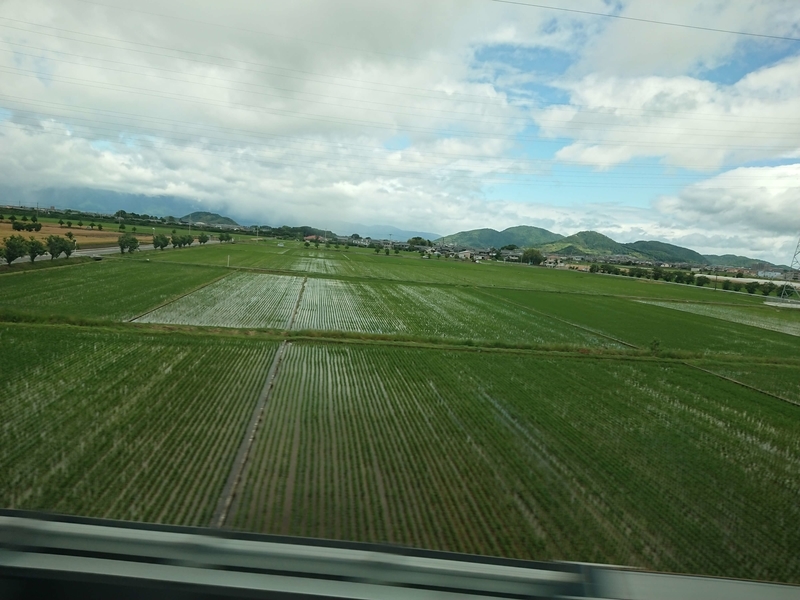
[287,276,307,330]
[210,340,290,528]
[128,271,232,322]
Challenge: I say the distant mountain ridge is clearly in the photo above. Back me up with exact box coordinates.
[181,211,239,226]
[439,226,783,268]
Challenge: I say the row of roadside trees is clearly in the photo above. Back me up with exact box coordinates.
[0,234,76,266]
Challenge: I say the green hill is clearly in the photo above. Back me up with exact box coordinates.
[540,231,634,256]
[703,254,783,269]
[438,226,562,248]
[181,211,239,226]
[624,241,708,264]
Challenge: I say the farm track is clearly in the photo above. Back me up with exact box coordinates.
[212,340,291,527]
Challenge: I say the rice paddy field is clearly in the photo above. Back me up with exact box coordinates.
[1,239,798,583]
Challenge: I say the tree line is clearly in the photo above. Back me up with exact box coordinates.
[0,234,76,265]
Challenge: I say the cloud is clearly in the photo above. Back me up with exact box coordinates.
[535,55,800,171]
[0,0,798,264]
[657,163,800,235]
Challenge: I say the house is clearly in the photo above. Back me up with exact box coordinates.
[457,250,472,260]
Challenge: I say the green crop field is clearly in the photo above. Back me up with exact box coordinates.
[489,289,800,357]
[0,259,226,320]
[142,241,766,302]
[638,300,800,337]
[0,324,278,525]
[135,272,304,328]
[229,343,799,582]
[1,240,798,584]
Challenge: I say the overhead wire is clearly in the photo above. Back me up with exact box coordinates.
[3,93,780,172]
[2,17,799,124]
[490,0,800,43]
[2,66,798,152]
[2,43,799,136]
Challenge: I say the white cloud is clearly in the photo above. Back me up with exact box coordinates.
[0,0,798,263]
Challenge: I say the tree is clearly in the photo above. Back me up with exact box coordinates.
[21,215,28,222]
[304,241,310,248]
[0,214,4,220]
[118,223,125,231]
[385,248,390,255]
[31,215,38,223]
[97,223,103,231]
[219,232,232,243]
[46,235,65,259]
[521,248,544,265]
[66,220,72,228]
[589,263,599,273]
[501,244,518,251]
[198,232,209,244]
[744,281,759,294]
[132,226,137,233]
[118,233,139,253]
[152,233,170,250]
[375,246,381,254]
[722,279,732,290]
[78,219,84,227]
[58,218,64,227]
[394,248,399,254]
[89,222,96,229]
[2,235,29,265]
[761,282,777,296]
[65,231,74,241]
[27,237,46,262]
[350,233,361,240]
[695,276,711,287]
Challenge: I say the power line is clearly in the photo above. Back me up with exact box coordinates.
[2,113,796,188]
[490,0,800,42]
[67,0,464,67]
[3,19,800,125]
[3,45,798,138]
[4,93,776,171]
[3,67,798,152]
[0,18,493,103]
[5,121,792,190]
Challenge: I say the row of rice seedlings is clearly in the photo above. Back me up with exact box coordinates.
[136,272,302,329]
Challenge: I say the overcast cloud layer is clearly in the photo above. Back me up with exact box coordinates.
[0,0,799,262]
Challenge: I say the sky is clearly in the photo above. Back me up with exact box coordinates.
[0,0,799,262]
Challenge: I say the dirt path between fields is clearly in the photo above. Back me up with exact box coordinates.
[210,340,291,528]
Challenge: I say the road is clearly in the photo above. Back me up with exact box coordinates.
[7,239,222,265]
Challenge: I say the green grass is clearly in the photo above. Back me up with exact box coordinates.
[487,289,800,357]
[230,343,800,583]
[139,242,765,302]
[694,361,800,405]
[637,300,800,337]
[0,324,278,525]
[0,259,226,320]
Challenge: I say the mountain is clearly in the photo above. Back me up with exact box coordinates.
[703,254,785,269]
[181,211,239,226]
[329,222,441,241]
[624,241,708,264]
[540,231,633,256]
[438,225,563,248]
